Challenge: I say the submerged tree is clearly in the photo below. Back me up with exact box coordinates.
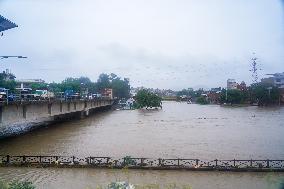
[196,96,209,105]
[134,89,162,109]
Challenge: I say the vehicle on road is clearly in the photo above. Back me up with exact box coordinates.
[34,90,55,100]
[0,88,8,101]
[15,88,34,99]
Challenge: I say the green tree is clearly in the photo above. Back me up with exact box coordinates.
[96,73,130,99]
[250,83,280,105]
[220,89,248,104]
[135,89,162,109]
[196,96,209,105]
[30,83,48,90]
[97,73,111,91]
[177,88,195,97]
[0,72,17,92]
[111,77,130,99]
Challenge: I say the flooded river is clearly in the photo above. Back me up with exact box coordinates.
[0,167,284,189]
[0,101,284,188]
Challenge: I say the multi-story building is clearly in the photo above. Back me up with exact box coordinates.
[237,81,247,91]
[101,88,113,99]
[227,79,238,90]
[261,72,284,89]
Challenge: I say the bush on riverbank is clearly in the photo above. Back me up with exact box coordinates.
[0,180,35,189]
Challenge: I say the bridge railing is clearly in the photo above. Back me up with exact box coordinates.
[1,155,284,170]
[0,97,113,106]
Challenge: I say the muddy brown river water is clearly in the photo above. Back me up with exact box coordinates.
[0,101,284,188]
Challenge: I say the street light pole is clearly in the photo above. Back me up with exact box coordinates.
[0,56,27,59]
[225,87,228,102]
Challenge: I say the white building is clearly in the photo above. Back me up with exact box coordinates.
[17,79,45,83]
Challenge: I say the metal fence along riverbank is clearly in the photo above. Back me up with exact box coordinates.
[1,155,284,172]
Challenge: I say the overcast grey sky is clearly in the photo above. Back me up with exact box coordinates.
[0,0,283,90]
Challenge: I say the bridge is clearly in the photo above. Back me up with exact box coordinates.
[0,98,113,138]
[0,155,283,172]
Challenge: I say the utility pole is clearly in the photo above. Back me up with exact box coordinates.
[0,56,27,59]
[226,88,228,102]
[249,53,261,84]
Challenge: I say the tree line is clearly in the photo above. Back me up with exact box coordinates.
[219,83,281,106]
[0,72,131,99]
[177,83,281,106]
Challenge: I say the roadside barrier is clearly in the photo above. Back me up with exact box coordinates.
[1,155,283,171]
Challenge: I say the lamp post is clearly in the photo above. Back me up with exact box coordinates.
[0,56,27,102]
[225,87,228,102]
[267,87,272,100]
[80,83,84,99]
[0,56,27,59]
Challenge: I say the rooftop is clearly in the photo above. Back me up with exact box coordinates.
[0,15,18,32]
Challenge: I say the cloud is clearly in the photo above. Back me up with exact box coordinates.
[0,0,283,90]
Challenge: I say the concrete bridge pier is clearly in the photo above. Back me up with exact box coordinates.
[80,109,89,118]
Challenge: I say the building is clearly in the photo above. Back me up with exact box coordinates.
[101,88,113,99]
[237,81,247,91]
[227,79,238,90]
[210,87,221,92]
[0,15,18,32]
[16,79,45,89]
[17,79,45,83]
[261,72,284,89]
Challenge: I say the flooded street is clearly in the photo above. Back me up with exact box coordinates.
[0,101,284,188]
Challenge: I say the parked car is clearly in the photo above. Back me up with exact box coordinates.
[33,90,42,99]
[92,93,102,99]
[8,94,17,101]
[34,90,54,99]
[0,88,8,101]
[64,90,74,99]
[15,88,33,99]
[64,90,80,100]
[55,92,65,100]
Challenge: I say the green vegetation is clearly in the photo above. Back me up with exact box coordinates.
[220,89,248,104]
[0,180,35,189]
[122,156,136,166]
[0,71,130,99]
[178,83,281,106]
[108,182,134,189]
[177,88,195,97]
[134,89,162,109]
[196,96,209,105]
[219,84,280,106]
[0,72,16,92]
[41,74,130,99]
[250,83,280,106]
